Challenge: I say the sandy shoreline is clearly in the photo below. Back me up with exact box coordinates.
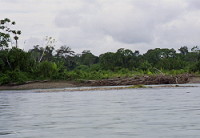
[0,76,200,91]
[35,84,199,93]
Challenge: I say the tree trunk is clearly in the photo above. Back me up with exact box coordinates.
[15,39,18,48]
[39,47,46,62]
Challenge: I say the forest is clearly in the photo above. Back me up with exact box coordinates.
[1,18,200,85]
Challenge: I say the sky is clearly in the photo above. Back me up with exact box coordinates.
[1,0,200,55]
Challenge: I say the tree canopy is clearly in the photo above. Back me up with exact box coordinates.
[1,18,200,85]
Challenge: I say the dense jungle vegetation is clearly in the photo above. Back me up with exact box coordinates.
[1,18,200,85]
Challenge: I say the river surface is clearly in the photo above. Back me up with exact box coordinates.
[0,85,200,138]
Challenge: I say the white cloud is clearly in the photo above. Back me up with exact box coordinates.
[1,0,200,55]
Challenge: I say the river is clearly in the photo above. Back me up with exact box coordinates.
[0,85,200,138]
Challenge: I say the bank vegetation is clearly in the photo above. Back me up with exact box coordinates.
[1,18,200,86]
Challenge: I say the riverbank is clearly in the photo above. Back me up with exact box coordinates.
[0,81,77,90]
[0,74,199,90]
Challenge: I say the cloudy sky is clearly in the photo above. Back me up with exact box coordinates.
[1,0,200,55]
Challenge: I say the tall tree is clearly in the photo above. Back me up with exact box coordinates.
[0,18,21,49]
[99,52,116,70]
[79,50,98,66]
[56,45,75,58]
[39,36,55,62]
[56,45,76,69]
[178,46,188,55]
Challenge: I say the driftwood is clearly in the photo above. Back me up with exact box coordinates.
[83,74,191,86]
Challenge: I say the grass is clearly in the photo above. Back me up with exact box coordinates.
[128,84,147,89]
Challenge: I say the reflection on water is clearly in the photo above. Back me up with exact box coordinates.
[1,85,200,138]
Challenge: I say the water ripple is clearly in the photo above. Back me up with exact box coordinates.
[0,85,200,137]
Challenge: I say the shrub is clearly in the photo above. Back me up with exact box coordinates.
[0,71,28,85]
[35,61,58,79]
[189,61,200,73]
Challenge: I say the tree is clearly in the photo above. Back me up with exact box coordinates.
[79,50,98,66]
[99,52,116,70]
[38,36,55,62]
[191,46,200,53]
[0,18,21,49]
[56,45,75,58]
[12,30,21,48]
[115,48,134,69]
[56,45,76,70]
[143,48,179,69]
[0,49,10,71]
[36,61,58,79]
[29,45,43,62]
[139,60,152,71]
[134,50,140,57]
[0,47,35,72]
[178,46,188,55]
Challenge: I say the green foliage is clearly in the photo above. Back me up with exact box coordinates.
[179,46,188,55]
[79,50,98,66]
[0,18,21,48]
[0,71,28,85]
[99,48,140,70]
[1,43,199,85]
[35,61,58,79]
[3,18,200,85]
[128,85,147,89]
[89,64,101,71]
[139,61,152,71]
[99,52,116,70]
[54,45,76,70]
[164,69,188,75]
[0,48,35,72]
[190,60,200,72]
[8,48,35,71]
